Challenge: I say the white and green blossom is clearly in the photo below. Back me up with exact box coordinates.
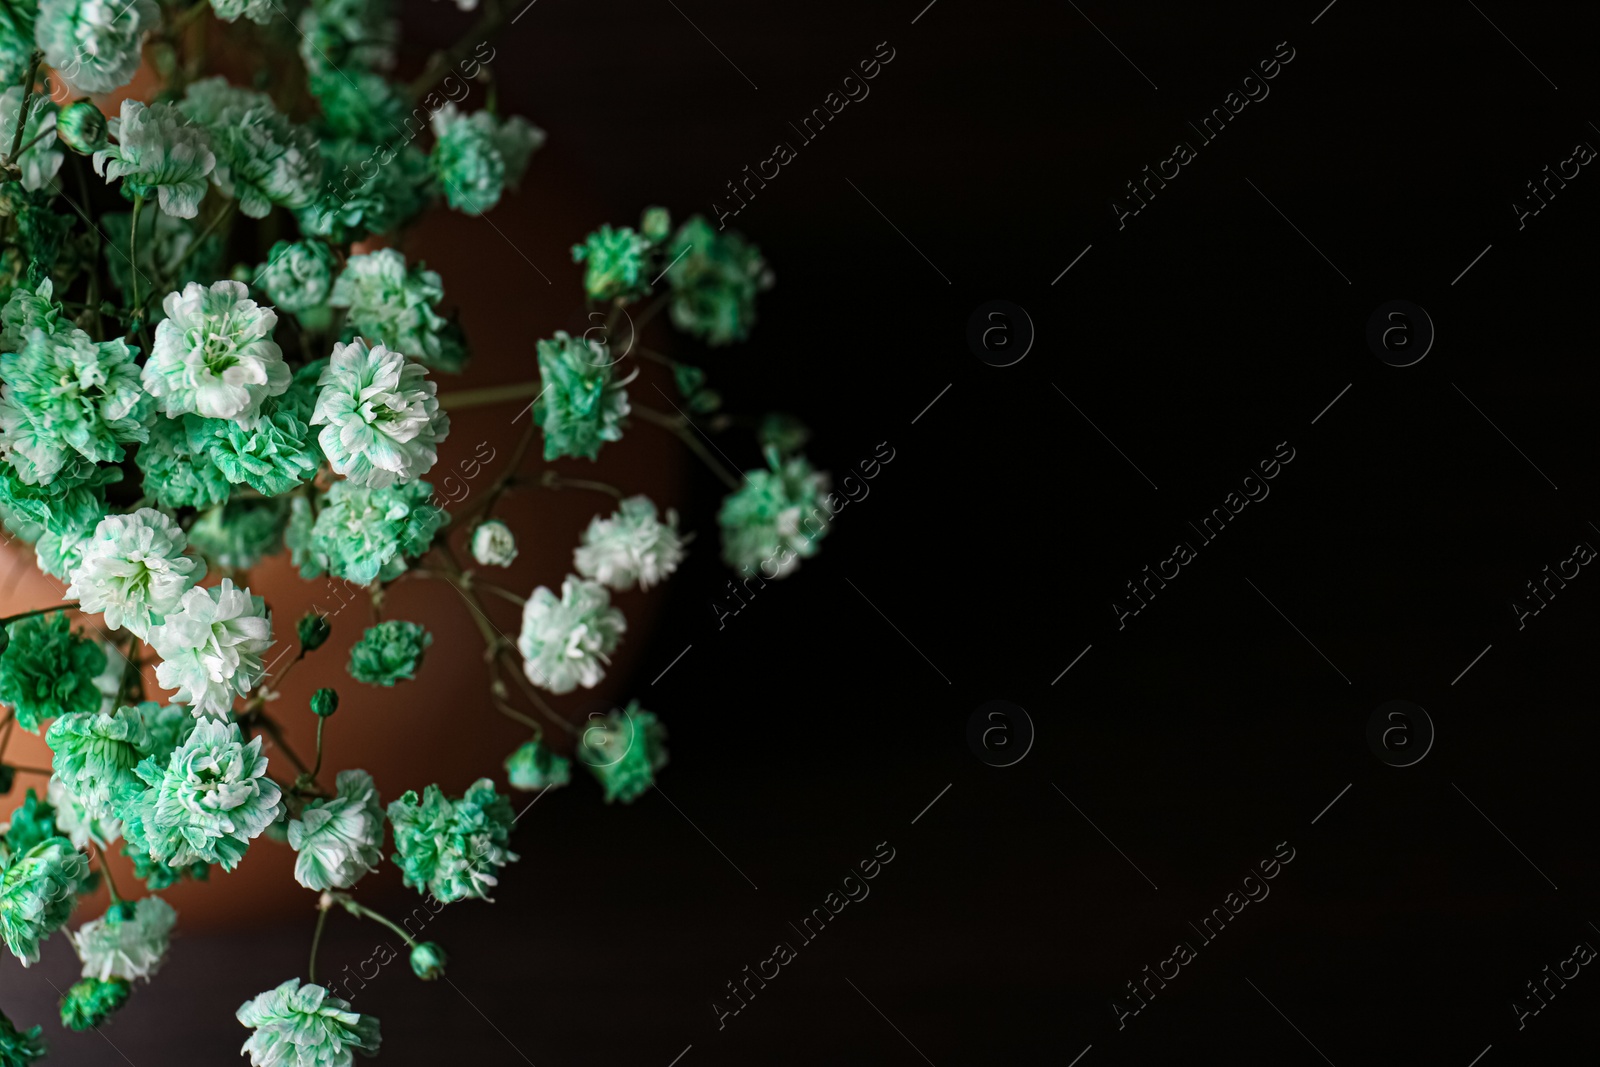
[0,835,87,965]
[386,778,517,903]
[209,0,272,24]
[147,579,273,718]
[0,90,61,193]
[311,338,449,488]
[47,777,120,851]
[237,979,381,1067]
[36,0,161,94]
[71,896,175,981]
[179,78,321,218]
[144,280,291,425]
[470,519,517,567]
[287,769,383,891]
[256,240,337,314]
[66,508,205,640]
[517,576,625,695]
[327,250,450,365]
[93,100,216,219]
[574,495,686,591]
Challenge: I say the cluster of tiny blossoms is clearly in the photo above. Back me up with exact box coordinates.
[0,0,821,1061]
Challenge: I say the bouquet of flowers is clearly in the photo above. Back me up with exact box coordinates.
[0,0,835,1060]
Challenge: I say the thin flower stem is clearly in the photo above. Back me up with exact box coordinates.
[95,846,124,906]
[5,765,52,775]
[443,416,537,532]
[4,52,41,165]
[143,198,235,313]
[128,195,145,320]
[165,0,211,37]
[634,404,741,489]
[310,717,326,780]
[435,379,542,411]
[332,893,421,950]
[0,715,14,764]
[408,0,507,101]
[476,582,526,607]
[540,471,623,500]
[307,901,330,984]
[10,127,49,158]
[0,601,80,625]
[630,293,669,332]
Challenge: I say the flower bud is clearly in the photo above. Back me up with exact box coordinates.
[409,941,447,980]
[640,205,671,243]
[310,688,339,718]
[470,520,517,568]
[57,101,109,155]
[60,976,130,1031]
[297,612,332,652]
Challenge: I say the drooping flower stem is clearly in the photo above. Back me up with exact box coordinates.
[328,892,422,950]
[540,471,623,500]
[0,601,80,626]
[442,417,537,533]
[142,199,237,316]
[634,404,741,490]
[307,897,331,984]
[435,380,543,411]
[475,582,526,607]
[93,845,124,906]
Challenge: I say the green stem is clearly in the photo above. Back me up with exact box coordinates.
[442,416,537,532]
[0,602,79,626]
[634,404,740,489]
[11,127,49,159]
[630,293,670,332]
[308,901,330,983]
[540,471,623,500]
[436,379,542,411]
[128,195,145,320]
[97,847,123,906]
[143,199,235,313]
[408,0,508,101]
[475,581,526,607]
[4,52,41,166]
[310,717,326,780]
[332,893,422,950]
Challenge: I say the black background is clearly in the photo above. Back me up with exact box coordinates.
[13,0,1600,1062]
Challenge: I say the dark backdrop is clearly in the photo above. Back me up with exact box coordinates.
[12,0,1600,1063]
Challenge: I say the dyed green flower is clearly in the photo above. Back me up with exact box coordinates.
[187,498,289,570]
[294,479,446,585]
[298,0,397,76]
[311,338,449,488]
[288,769,384,891]
[298,138,430,242]
[1,790,58,855]
[429,104,506,216]
[387,778,518,903]
[94,100,216,219]
[347,621,430,686]
[517,576,625,695]
[640,204,671,243]
[578,703,668,804]
[0,90,61,193]
[31,485,111,584]
[256,240,337,314]
[67,508,205,639]
[47,776,120,851]
[664,216,773,345]
[310,687,338,718]
[757,412,810,456]
[309,70,409,143]
[103,207,225,313]
[56,99,108,155]
[0,325,151,487]
[194,374,323,497]
[504,739,570,792]
[210,0,272,24]
[148,579,273,719]
[121,718,282,871]
[36,0,160,94]
[179,78,321,218]
[71,895,175,981]
[0,834,88,964]
[0,1009,45,1065]
[46,703,151,819]
[409,941,446,980]
[0,280,66,355]
[531,331,631,461]
[470,519,516,567]
[571,224,649,301]
[575,495,686,591]
[238,978,381,1067]
[59,976,130,1031]
[146,279,291,425]
[0,4,36,87]
[328,250,451,366]
[0,612,106,732]
[719,448,831,579]
[137,415,232,510]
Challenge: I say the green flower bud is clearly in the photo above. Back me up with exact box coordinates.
[310,688,339,718]
[409,941,447,980]
[60,977,131,1031]
[57,100,109,155]
[640,205,671,243]
[298,612,332,652]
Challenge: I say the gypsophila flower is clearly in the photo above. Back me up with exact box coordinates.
[67,508,205,639]
[471,520,517,567]
[719,448,832,579]
[148,579,273,719]
[0,3,36,87]
[0,326,151,487]
[664,215,773,345]
[517,576,625,695]
[429,104,506,215]
[328,250,451,366]
[93,100,216,219]
[137,414,232,511]
[46,777,120,851]
[71,895,175,981]
[145,280,291,425]
[408,941,446,980]
[0,280,65,354]
[179,79,321,218]
[504,739,570,792]
[575,495,686,591]
[490,114,545,190]
[531,331,631,462]
[187,499,289,570]
[59,976,130,1031]
[31,487,110,583]
[0,612,107,732]
[287,769,384,891]
[0,460,114,547]
[386,778,518,903]
[578,703,668,804]
[121,718,282,871]
[103,208,225,316]
[298,138,431,243]
[46,704,151,819]
[0,834,88,965]
[238,978,381,1067]
[640,204,671,243]
[36,0,160,94]
[209,0,272,24]
[312,338,449,487]
[0,1008,45,1065]
[256,240,337,314]
[196,366,323,496]
[309,70,409,143]
[287,480,446,584]
[571,224,649,301]
[0,790,58,858]
[0,90,61,193]
[347,621,430,686]
[298,0,397,76]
